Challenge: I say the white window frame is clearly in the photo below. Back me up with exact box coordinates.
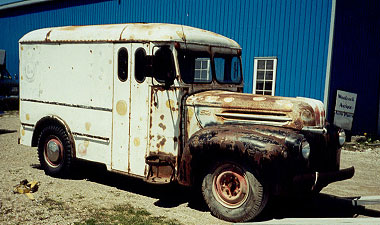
[194,58,211,82]
[253,57,278,96]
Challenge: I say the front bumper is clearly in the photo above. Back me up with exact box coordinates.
[293,166,355,192]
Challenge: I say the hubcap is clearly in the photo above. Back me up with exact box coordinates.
[44,138,63,167]
[213,164,249,208]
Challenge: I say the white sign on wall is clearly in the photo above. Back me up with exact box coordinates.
[334,90,357,130]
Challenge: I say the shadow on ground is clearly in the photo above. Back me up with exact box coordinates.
[0,129,17,135]
[254,194,380,222]
[31,160,380,221]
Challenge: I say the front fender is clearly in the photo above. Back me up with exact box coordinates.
[178,124,305,186]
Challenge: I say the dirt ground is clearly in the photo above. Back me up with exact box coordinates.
[1,111,380,224]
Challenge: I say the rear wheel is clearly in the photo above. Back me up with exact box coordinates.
[37,125,73,177]
[202,160,267,222]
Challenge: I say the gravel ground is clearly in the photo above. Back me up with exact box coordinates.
[1,111,380,224]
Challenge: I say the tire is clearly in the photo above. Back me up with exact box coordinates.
[202,160,267,222]
[37,125,73,177]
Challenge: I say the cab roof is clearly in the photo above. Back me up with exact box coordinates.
[19,23,240,49]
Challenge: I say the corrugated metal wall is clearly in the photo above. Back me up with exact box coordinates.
[328,0,380,135]
[0,0,332,100]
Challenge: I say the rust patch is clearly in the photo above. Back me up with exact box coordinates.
[116,100,127,116]
[159,137,166,147]
[25,114,30,121]
[176,30,186,41]
[160,115,164,120]
[21,129,25,136]
[45,30,52,42]
[145,152,177,184]
[85,122,91,131]
[158,123,166,130]
[134,137,140,147]
[78,140,89,156]
[166,100,175,109]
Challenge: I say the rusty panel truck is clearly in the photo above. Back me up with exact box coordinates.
[18,23,354,222]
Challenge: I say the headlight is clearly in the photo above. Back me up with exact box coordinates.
[301,140,310,160]
[338,129,346,146]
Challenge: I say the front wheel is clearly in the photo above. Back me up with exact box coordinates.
[202,160,267,222]
[37,125,73,177]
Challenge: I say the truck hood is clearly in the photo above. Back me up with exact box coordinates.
[185,90,325,131]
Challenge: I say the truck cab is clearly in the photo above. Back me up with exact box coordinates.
[19,23,353,222]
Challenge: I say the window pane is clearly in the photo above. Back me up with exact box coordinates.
[266,60,273,69]
[201,61,208,69]
[264,91,272,95]
[153,46,175,83]
[258,60,265,69]
[257,71,264,80]
[214,57,225,81]
[265,81,273,91]
[118,48,128,82]
[265,71,273,80]
[195,60,201,69]
[195,70,201,79]
[231,58,241,81]
[256,81,264,90]
[256,90,264,95]
[215,56,242,84]
[135,48,146,83]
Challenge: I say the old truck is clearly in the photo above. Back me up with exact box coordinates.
[18,23,354,222]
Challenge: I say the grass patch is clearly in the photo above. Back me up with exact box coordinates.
[75,203,182,225]
[41,197,65,210]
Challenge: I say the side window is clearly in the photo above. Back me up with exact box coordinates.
[253,57,277,95]
[194,58,211,82]
[153,46,175,83]
[135,48,146,83]
[177,50,212,84]
[117,48,128,82]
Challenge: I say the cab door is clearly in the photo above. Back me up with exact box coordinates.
[146,45,182,183]
[112,44,131,172]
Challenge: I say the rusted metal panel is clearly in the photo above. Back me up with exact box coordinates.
[185,90,326,139]
[178,124,300,186]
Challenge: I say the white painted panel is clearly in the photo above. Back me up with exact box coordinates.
[19,101,112,166]
[128,43,151,177]
[111,44,131,172]
[20,43,113,109]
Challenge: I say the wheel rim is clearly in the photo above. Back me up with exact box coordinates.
[44,136,64,168]
[212,163,249,208]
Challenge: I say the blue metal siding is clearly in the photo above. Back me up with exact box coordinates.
[0,0,331,100]
[328,0,380,135]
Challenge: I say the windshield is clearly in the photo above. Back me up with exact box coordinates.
[178,50,242,84]
[214,54,242,84]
